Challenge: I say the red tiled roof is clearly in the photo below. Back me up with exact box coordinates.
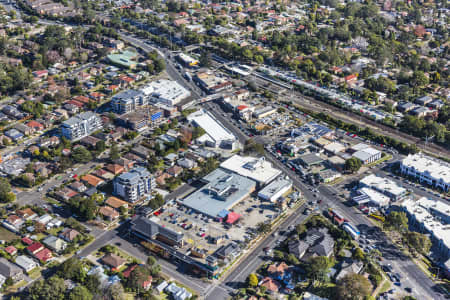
[22,237,33,245]
[122,264,137,278]
[34,248,52,262]
[5,246,17,255]
[27,242,44,254]
[66,100,84,108]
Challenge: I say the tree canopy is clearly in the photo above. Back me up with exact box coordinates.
[336,273,372,300]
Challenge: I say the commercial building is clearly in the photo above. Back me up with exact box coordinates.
[176,53,198,67]
[400,153,450,192]
[107,50,138,69]
[359,174,407,200]
[130,215,215,277]
[258,177,292,202]
[111,90,148,114]
[353,187,390,207]
[220,155,282,186]
[114,167,155,203]
[253,106,277,119]
[297,153,324,168]
[194,72,232,94]
[187,109,237,149]
[61,112,102,141]
[401,198,450,260]
[181,168,256,219]
[352,147,382,164]
[142,79,191,107]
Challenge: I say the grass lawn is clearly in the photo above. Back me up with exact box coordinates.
[5,279,27,293]
[46,226,62,236]
[28,267,42,280]
[0,227,20,242]
[377,279,391,296]
[34,233,47,241]
[45,197,60,205]
[124,293,135,300]
[366,155,392,167]
[309,282,336,299]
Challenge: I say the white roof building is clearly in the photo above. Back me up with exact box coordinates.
[165,282,192,300]
[352,147,381,164]
[187,109,237,149]
[402,197,450,259]
[400,153,450,192]
[356,187,390,207]
[142,79,191,107]
[258,177,293,202]
[359,174,406,200]
[323,142,345,154]
[220,155,282,185]
[15,255,37,272]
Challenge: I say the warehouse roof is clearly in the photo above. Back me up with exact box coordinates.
[220,155,281,185]
[298,153,324,167]
[187,109,236,145]
[181,168,256,219]
[360,174,406,198]
[257,177,292,200]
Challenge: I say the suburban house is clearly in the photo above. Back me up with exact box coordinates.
[99,206,120,221]
[0,257,23,282]
[59,228,80,242]
[101,253,126,270]
[42,236,67,253]
[15,255,38,272]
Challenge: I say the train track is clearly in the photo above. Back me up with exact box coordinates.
[249,75,450,158]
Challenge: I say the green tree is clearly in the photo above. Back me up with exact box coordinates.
[96,140,106,153]
[247,273,258,287]
[58,258,86,282]
[411,71,429,92]
[306,256,331,285]
[256,222,272,234]
[353,248,365,261]
[71,146,93,163]
[69,286,92,300]
[29,276,66,300]
[128,265,151,292]
[345,157,362,173]
[384,211,408,232]
[147,256,156,266]
[154,59,166,73]
[0,178,15,203]
[405,231,431,256]
[105,282,125,300]
[199,50,212,67]
[287,253,300,265]
[84,274,100,294]
[148,193,164,209]
[110,142,120,161]
[336,273,371,300]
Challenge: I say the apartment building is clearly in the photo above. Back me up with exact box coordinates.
[61,112,102,141]
[111,90,148,114]
[113,167,155,203]
[400,153,450,192]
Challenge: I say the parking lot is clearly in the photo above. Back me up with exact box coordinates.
[155,197,276,263]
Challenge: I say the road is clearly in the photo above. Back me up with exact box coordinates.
[205,202,309,299]
[203,101,445,300]
[6,11,445,299]
[249,73,450,157]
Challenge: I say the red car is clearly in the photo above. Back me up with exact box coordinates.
[201,233,206,238]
